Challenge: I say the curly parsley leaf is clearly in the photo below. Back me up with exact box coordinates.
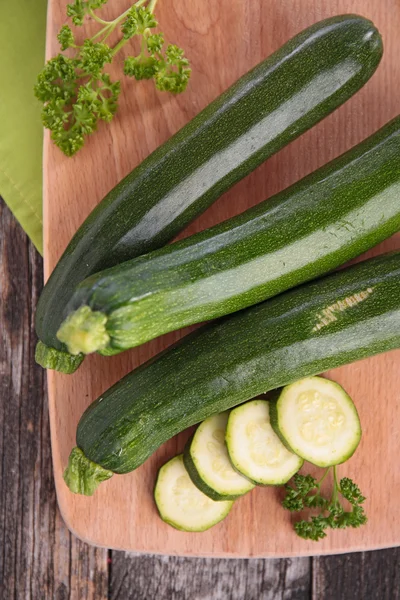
[282,468,367,542]
[35,0,191,156]
[124,55,158,80]
[58,26,76,51]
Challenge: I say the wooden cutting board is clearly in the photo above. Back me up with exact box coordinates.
[44,0,400,556]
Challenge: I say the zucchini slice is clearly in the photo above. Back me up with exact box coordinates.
[270,377,361,467]
[183,412,255,501]
[63,251,400,495]
[154,455,234,532]
[226,400,303,485]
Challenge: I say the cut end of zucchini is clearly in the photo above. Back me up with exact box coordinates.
[56,306,110,355]
[35,340,85,373]
[63,447,114,496]
[154,455,234,532]
[226,400,303,485]
[272,377,361,467]
[184,412,255,500]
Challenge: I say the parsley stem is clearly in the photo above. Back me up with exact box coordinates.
[148,0,159,13]
[89,8,111,26]
[97,1,147,32]
[140,32,147,56]
[318,467,331,487]
[111,37,129,56]
[331,465,340,505]
[101,26,117,44]
[91,23,113,41]
[333,465,339,489]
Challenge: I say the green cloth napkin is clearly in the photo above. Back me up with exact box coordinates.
[0,1,47,254]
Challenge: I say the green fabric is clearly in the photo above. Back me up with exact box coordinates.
[0,1,47,254]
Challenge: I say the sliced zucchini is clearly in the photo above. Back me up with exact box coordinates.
[154,455,234,532]
[183,412,255,501]
[64,251,400,495]
[226,400,303,485]
[270,377,361,467]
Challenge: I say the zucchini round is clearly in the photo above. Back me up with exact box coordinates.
[183,412,255,501]
[64,251,400,495]
[154,455,234,532]
[269,377,361,467]
[57,116,400,356]
[35,15,383,371]
[226,400,303,485]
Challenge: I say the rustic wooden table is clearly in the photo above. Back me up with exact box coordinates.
[1,197,399,599]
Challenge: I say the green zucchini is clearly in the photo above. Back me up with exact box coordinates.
[226,400,303,485]
[183,412,255,501]
[269,377,361,467]
[35,15,383,372]
[64,251,400,495]
[57,116,400,356]
[154,455,234,532]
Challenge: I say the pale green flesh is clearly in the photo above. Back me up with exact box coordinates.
[276,376,361,467]
[226,400,303,485]
[154,455,234,532]
[190,412,255,497]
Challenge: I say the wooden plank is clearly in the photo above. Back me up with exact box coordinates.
[312,549,400,600]
[0,199,108,600]
[45,0,400,555]
[110,553,311,600]
[2,195,400,598]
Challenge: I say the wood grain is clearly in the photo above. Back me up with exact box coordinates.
[1,202,400,595]
[44,0,400,555]
[312,549,400,600]
[0,200,109,600]
[109,553,311,599]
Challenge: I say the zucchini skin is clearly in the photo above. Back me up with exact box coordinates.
[75,251,400,475]
[36,15,383,356]
[62,116,400,354]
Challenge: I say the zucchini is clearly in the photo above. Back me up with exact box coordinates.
[183,412,255,500]
[35,14,383,372]
[154,455,234,532]
[269,377,361,467]
[226,400,303,485]
[57,116,400,356]
[64,251,400,495]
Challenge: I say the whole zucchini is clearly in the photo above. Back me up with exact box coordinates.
[57,116,400,356]
[35,15,383,372]
[64,251,400,495]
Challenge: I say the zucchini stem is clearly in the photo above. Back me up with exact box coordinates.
[64,447,113,495]
[35,340,84,373]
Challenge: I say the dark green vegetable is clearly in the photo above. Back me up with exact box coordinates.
[57,116,400,356]
[64,251,400,495]
[35,14,383,372]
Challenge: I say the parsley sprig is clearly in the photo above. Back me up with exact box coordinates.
[283,467,367,541]
[34,0,191,156]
